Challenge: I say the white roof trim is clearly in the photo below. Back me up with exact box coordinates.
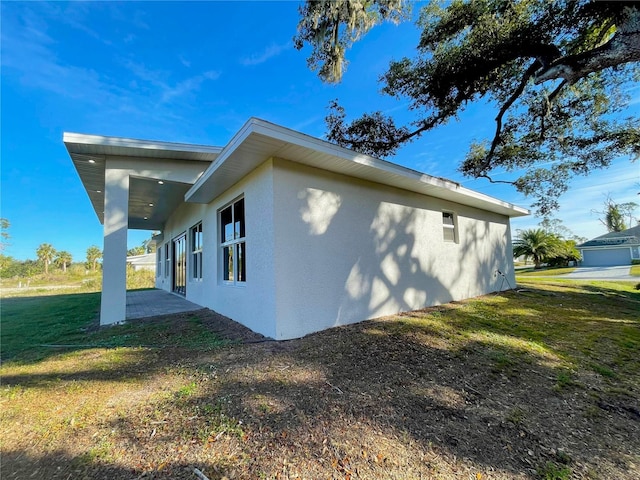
[63,132,223,156]
[64,132,223,228]
[186,118,529,218]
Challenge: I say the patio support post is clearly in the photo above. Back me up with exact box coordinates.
[101,165,129,325]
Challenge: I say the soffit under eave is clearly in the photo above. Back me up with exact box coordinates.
[69,152,208,228]
[65,133,222,227]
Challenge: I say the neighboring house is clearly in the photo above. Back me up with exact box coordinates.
[126,253,156,272]
[65,118,528,340]
[577,225,640,267]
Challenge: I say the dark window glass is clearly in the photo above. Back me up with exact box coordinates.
[234,198,245,239]
[221,206,233,243]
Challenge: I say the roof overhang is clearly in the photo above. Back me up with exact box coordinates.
[186,118,529,218]
[64,133,222,229]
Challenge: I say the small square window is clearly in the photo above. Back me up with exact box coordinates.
[442,212,457,243]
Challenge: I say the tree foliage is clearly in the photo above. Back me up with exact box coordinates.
[55,251,73,272]
[538,217,587,244]
[512,228,558,268]
[127,246,146,257]
[36,243,56,275]
[295,0,409,83]
[0,218,10,251]
[86,245,102,272]
[593,195,638,232]
[0,256,40,278]
[545,238,581,267]
[296,0,640,215]
[513,228,580,268]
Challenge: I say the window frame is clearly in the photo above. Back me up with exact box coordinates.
[442,211,458,243]
[219,196,246,285]
[164,243,170,277]
[190,221,203,281]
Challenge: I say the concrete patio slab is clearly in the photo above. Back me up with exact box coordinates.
[126,289,203,320]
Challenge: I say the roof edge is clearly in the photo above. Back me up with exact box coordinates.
[186,118,529,217]
[63,132,223,156]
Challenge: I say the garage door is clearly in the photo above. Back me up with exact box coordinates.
[582,248,631,267]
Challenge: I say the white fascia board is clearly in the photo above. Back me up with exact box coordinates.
[63,132,223,156]
[250,119,460,189]
[249,120,530,216]
[185,120,258,200]
[186,118,529,217]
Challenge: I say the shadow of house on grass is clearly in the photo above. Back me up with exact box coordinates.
[2,283,639,479]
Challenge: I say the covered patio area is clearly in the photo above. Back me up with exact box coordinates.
[126,289,203,321]
[64,132,221,326]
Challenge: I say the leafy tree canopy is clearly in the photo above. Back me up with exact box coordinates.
[592,195,638,232]
[512,228,557,268]
[295,0,640,215]
[513,227,580,268]
[0,218,10,251]
[127,246,146,257]
[538,217,587,244]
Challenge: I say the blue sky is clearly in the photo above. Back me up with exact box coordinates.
[1,1,638,262]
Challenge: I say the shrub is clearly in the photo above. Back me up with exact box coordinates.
[67,264,87,276]
[81,277,102,292]
[126,266,156,290]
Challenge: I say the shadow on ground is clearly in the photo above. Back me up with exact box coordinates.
[2,283,639,479]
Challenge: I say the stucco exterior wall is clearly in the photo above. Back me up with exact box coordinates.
[271,159,515,340]
[156,157,516,341]
[159,160,277,339]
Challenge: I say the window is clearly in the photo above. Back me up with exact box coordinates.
[157,249,162,277]
[164,243,170,277]
[173,233,186,296]
[442,211,457,243]
[191,222,203,280]
[220,197,246,283]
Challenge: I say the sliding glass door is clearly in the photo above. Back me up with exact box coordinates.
[172,233,186,296]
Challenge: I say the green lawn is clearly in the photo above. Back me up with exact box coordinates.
[0,291,226,363]
[516,266,576,276]
[1,292,101,362]
[1,278,639,479]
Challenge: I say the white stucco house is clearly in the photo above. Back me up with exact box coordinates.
[578,225,640,266]
[65,118,528,340]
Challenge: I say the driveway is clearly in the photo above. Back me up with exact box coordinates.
[561,265,637,281]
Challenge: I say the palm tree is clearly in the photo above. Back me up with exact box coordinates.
[86,245,102,272]
[512,229,558,269]
[0,217,9,251]
[36,243,56,274]
[55,251,72,272]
